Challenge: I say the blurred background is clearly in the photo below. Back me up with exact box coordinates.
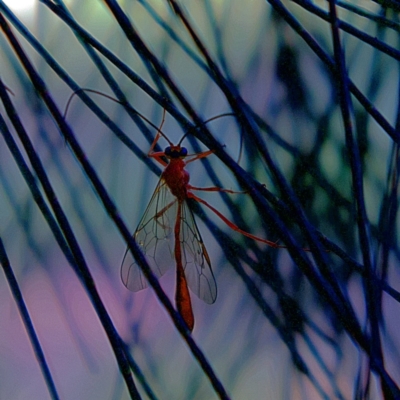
[0,0,399,399]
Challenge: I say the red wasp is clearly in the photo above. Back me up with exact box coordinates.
[121,113,282,331]
[64,89,282,331]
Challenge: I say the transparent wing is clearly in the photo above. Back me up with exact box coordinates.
[121,178,177,292]
[179,201,217,304]
[121,177,217,303]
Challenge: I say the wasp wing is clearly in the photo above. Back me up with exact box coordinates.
[121,178,178,292]
[121,178,217,303]
[179,200,217,304]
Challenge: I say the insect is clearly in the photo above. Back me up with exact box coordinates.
[62,89,284,330]
[121,112,283,332]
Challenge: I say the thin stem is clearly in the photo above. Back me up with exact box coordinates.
[328,1,400,397]
[0,237,60,400]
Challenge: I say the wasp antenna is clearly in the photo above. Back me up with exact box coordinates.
[204,113,243,163]
[63,88,171,142]
[4,84,15,96]
[237,135,244,164]
[63,88,117,119]
[178,112,237,148]
[178,130,190,146]
[202,112,236,125]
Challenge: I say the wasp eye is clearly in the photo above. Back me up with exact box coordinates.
[164,146,187,158]
[164,146,172,156]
